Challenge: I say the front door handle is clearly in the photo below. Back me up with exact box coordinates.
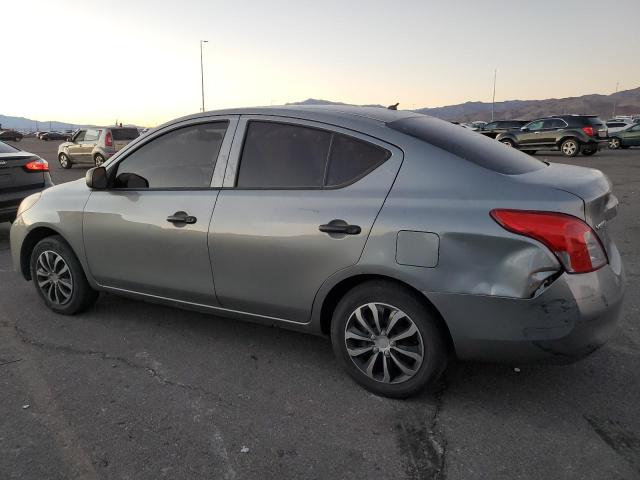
[319,219,361,235]
[166,211,197,224]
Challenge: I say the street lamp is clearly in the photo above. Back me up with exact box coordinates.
[200,40,208,112]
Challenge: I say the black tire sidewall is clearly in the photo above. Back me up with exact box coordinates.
[330,281,447,398]
[30,235,97,315]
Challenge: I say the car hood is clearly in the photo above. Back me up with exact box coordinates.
[41,177,88,199]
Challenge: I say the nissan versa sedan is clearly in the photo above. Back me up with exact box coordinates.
[10,106,625,398]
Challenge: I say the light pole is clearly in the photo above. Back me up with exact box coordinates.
[612,81,619,118]
[491,68,497,122]
[200,40,208,112]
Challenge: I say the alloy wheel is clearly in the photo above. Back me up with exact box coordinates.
[36,250,73,305]
[609,138,620,149]
[562,140,578,156]
[94,155,105,167]
[501,140,513,147]
[59,154,68,167]
[344,302,424,384]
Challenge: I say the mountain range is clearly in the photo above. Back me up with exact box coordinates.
[2,87,638,130]
[288,87,640,122]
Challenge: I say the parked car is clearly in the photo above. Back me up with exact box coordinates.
[608,123,640,149]
[478,120,529,139]
[41,131,69,141]
[0,130,24,142]
[57,126,140,168]
[496,115,608,156]
[0,141,53,223]
[605,119,634,135]
[10,106,624,398]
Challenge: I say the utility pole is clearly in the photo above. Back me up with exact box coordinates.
[491,69,497,121]
[612,81,620,118]
[200,40,208,112]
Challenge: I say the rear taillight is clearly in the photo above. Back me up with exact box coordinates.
[490,209,607,274]
[582,126,595,136]
[105,131,113,147]
[23,158,49,172]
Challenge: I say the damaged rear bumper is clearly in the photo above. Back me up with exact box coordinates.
[426,244,625,363]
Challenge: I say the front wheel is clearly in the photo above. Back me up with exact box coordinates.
[30,235,98,315]
[561,138,580,157]
[331,280,448,398]
[609,138,621,149]
[500,139,515,148]
[58,153,72,169]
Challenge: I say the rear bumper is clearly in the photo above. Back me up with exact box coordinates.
[0,179,52,223]
[427,243,625,363]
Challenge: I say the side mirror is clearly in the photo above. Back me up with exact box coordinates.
[86,166,108,189]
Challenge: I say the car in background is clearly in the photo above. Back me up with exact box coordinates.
[606,118,634,134]
[496,115,607,157]
[10,106,624,398]
[478,120,529,139]
[0,130,24,142]
[40,131,69,141]
[57,126,139,168]
[0,141,53,223]
[608,123,640,149]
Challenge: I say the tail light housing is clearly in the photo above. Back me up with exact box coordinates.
[490,209,607,274]
[23,158,49,172]
[582,126,595,136]
[105,131,113,147]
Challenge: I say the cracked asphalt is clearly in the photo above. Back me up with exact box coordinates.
[1,139,639,479]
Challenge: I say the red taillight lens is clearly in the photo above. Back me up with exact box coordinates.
[105,131,113,147]
[582,126,595,136]
[23,158,49,172]
[490,209,608,274]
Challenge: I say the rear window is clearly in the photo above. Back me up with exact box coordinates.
[585,117,605,126]
[111,128,140,141]
[387,115,545,175]
[0,141,19,153]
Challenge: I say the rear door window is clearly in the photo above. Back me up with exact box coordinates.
[236,121,390,188]
[85,129,101,142]
[387,115,545,175]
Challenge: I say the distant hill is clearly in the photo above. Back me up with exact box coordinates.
[289,87,640,122]
[0,114,140,132]
[287,98,386,108]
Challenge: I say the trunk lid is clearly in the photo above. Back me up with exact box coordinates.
[0,152,46,191]
[515,162,618,256]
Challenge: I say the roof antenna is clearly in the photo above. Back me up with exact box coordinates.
[387,102,399,110]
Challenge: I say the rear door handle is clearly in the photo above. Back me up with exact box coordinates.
[167,211,197,224]
[319,219,361,235]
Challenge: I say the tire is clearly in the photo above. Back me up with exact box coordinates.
[330,280,448,398]
[500,139,516,148]
[561,138,579,157]
[94,154,105,167]
[526,150,537,155]
[608,138,621,149]
[29,235,98,315]
[58,153,72,169]
[582,147,597,156]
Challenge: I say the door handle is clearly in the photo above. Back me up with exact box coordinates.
[319,219,361,235]
[166,211,197,224]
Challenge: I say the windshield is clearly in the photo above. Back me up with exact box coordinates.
[387,115,546,175]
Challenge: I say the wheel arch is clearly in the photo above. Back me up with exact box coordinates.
[20,227,70,280]
[317,273,455,354]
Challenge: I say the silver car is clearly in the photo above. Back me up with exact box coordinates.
[10,106,625,398]
[57,126,139,168]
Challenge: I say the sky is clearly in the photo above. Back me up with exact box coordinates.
[1,0,639,126]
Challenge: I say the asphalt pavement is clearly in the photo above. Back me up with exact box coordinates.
[1,139,639,479]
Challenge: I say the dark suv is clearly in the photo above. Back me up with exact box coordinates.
[496,115,608,157]
[478,120,529,139]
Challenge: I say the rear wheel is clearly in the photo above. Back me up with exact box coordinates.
[30,235,98,315]
[582,147,597,156]
[94,154,105,167]
[331,280,448,398]
[526,150,537,155]
[561,138,579,157]
[608,138,621,149]
[500,139,515,148]
[58,153,72,169]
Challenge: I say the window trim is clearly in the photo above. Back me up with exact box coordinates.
[103,117,237,191]
[231,118,392,191]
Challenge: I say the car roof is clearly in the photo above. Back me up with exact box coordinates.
[161,105,421,131]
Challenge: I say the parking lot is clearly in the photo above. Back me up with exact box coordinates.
[1,138,639,479]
